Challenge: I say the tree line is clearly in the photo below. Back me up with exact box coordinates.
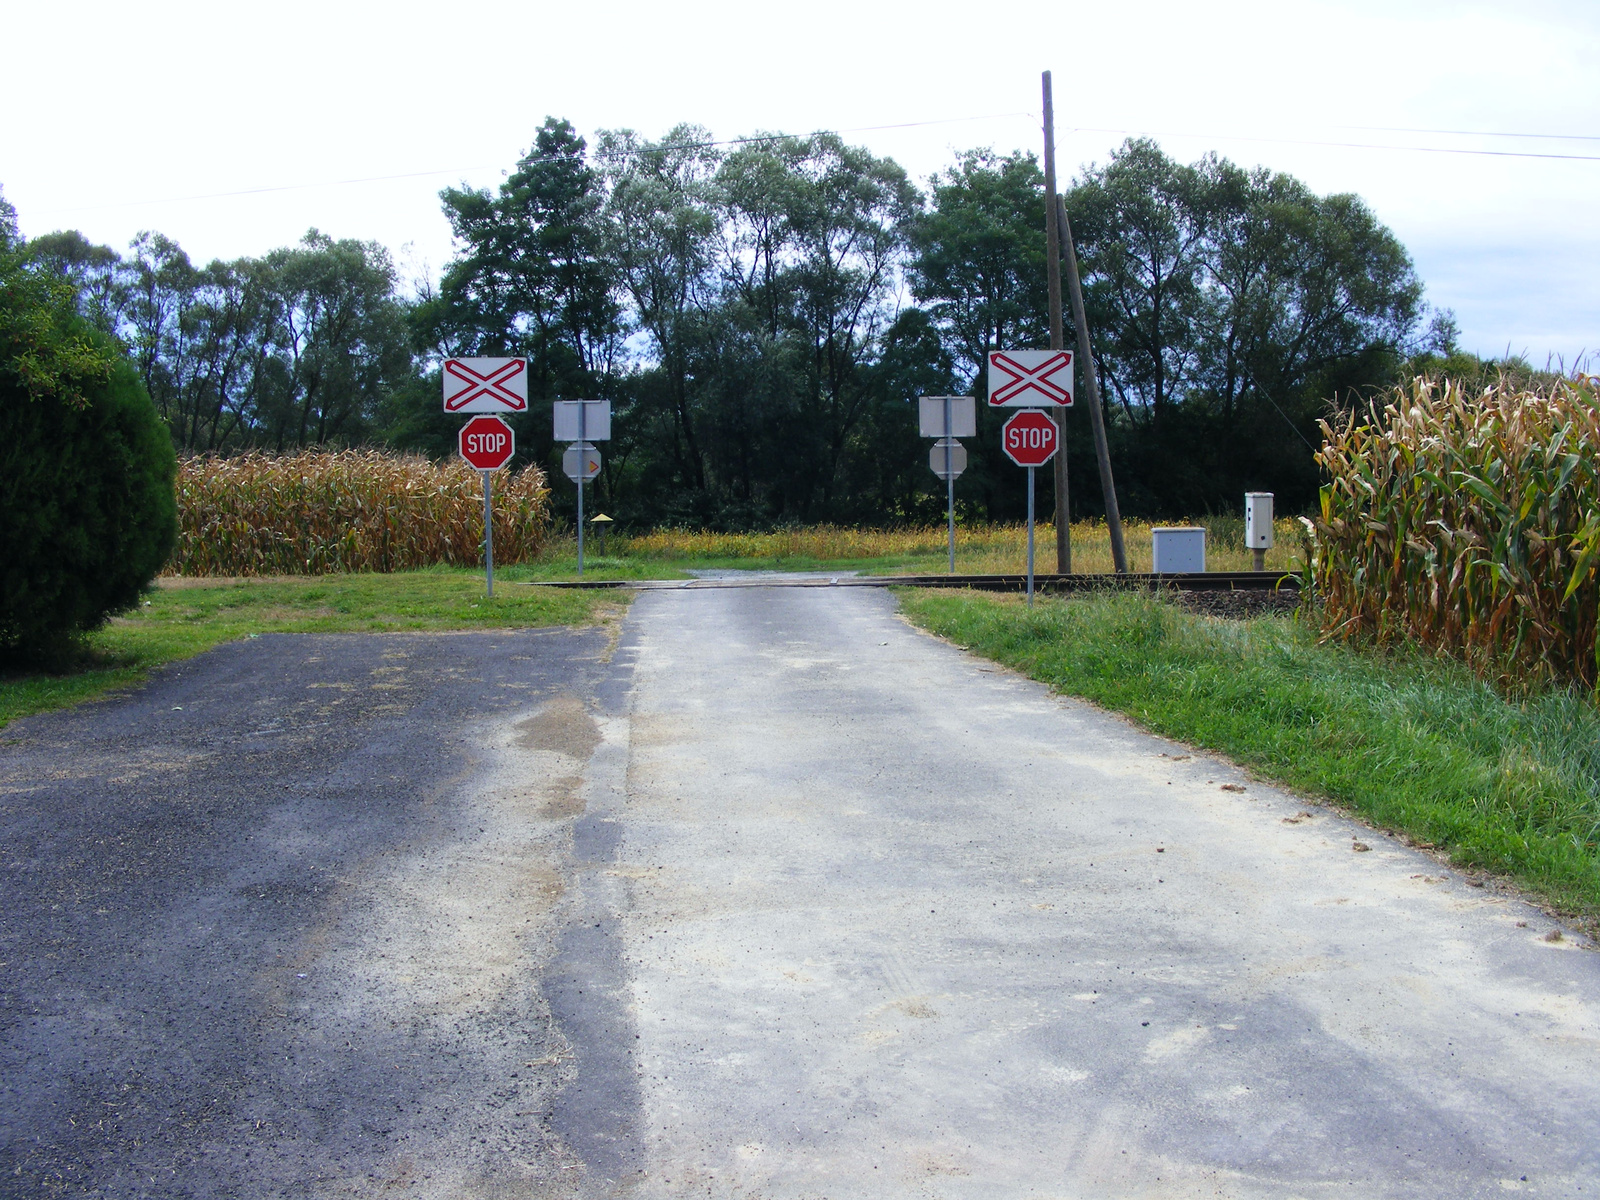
[9,119,1458,524]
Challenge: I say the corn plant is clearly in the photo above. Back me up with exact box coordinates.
[171,451,551,576]
[1314,374,1600,693]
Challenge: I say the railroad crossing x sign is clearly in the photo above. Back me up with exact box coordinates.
[443,357,529,412]
[987,350,1075,407]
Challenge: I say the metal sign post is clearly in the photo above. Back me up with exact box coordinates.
[553,400,612,580]
[945,397,956,573]
[456,415,514,598]
[481,470,494,597]
[1001,409,1060,609]
[919,396,975,575]
[585,400,592,579]
[988,352,1072,582]
[1027,466,1036,607]
[444,365,522,597]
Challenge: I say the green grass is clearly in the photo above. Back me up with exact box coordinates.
[0,568,611,730]
[898,587,1600,924]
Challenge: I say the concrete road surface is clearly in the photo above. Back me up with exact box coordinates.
[3,584,1598,1198]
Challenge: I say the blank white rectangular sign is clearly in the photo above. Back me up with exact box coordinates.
[918,396,976,438]
[552,400,612,441]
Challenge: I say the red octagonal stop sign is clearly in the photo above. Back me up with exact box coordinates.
[458,415,514,470]
[1001,409,1059,467]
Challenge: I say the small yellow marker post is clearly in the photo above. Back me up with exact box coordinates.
[590,513,613,557]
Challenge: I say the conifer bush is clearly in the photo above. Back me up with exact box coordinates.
[0,233,177,655]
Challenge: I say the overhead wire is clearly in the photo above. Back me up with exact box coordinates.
[1061,125,1600,163]
[52,111,1600,215]
[53,112,1037,213]
[1337,123,1600,143]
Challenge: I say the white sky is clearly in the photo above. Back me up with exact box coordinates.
[3,0,1595,362]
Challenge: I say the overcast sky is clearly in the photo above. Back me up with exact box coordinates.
[3,0,1595,362]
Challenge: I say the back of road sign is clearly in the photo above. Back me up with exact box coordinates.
[553,400,612,442]
[929,440,967,480]
[919,396,976,438]
[563,442,601,482]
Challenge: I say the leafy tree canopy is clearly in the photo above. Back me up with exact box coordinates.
[4,125,1452,524]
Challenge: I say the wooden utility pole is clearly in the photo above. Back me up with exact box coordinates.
[1041,71,1070,573]
[1058,194,1129,573]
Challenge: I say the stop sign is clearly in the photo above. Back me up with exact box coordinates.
[458,415,514,470]
[1001,409,1059,467]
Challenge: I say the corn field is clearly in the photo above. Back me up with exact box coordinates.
[1314,374,1600,693]
[171,451,550,576]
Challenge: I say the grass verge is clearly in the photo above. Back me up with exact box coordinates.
[0,569,610,731]
[898,587,1600,925]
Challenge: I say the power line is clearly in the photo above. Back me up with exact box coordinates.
[50,111,1600,216]
[53,165,504,213]
[1340,123,1600,143]
[1066,125,1600,163]
[1062,125,1600,163]
[53,112,1039,215]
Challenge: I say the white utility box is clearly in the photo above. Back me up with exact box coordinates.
[1151,526,1206,573]
[1245,492,1274,549]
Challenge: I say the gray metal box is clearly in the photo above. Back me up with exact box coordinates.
[1152,526,1206,573]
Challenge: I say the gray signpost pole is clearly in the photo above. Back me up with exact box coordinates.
[1026,465,1036,608]
[585,401,592,579]
[945,396,956,573]
[481,469,494,598]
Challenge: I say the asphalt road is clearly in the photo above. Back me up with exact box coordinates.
[3,584,1598,1198]
[0,626,627,1197]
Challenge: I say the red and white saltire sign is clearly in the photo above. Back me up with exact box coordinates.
[987,350,1074,407]
[443,357,529,413]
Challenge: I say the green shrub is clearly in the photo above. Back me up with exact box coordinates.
[0,239,177,655]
